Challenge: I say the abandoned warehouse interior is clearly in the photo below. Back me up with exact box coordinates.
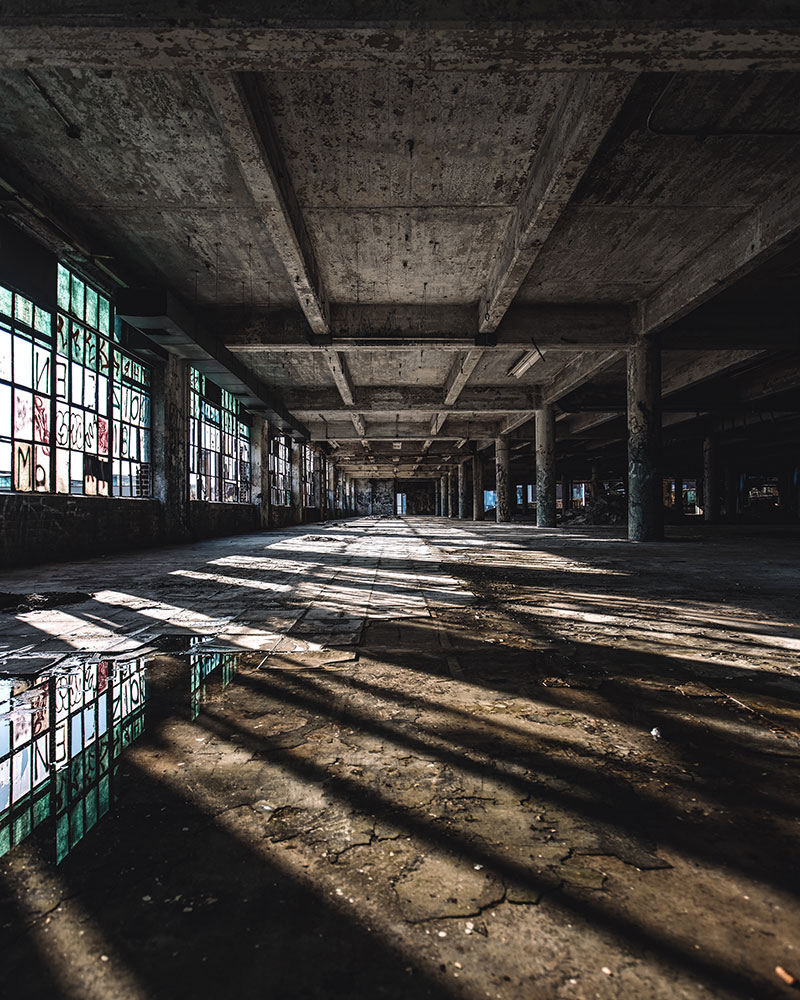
[1,6,800,999]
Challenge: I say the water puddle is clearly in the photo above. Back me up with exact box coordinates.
[0,642,247,863]
[0,657,146,863]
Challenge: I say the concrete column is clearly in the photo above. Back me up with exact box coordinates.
[458,461,469,519]
[590,462,600,502]
[151,354,190,542]
[439,476,447,516]
[495,437,510,522]
[627,336,663,541]
[290,439,303,522]
[449,470,458,518]
[443,472,451,517]
[703,435,720,523]
[434,484,440,516]
[472,454,484,521]
[535,405,557,528]
[251,415,269,529]
[332,466,340,515]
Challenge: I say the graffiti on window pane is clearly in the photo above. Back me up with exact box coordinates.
[1,264,152,498]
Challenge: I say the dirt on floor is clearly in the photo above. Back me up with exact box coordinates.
[1,517,799,999]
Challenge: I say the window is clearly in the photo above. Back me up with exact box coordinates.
[188,368,251,502]
[0,286,52,492]
[56,264,151,496]
[302,444,316,507]
[0,264,152,497]
[269,432,291,506]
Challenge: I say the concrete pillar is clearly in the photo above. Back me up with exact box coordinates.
[443,472,451,517]
[627,336,663,541]
[251,415,270,529]
[495,437,510,522]
[439,476,447,516]
[434,484,440,516]
[151,354,190,542]
[449,470,458,517]
[535,405,557,528]
[590,461,600,502]
[703,435,720,523]
[458,461,469,519]
[472,454,484,521]
[290,439,303,521]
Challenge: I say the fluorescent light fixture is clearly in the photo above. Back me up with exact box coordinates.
[508,350,543,379]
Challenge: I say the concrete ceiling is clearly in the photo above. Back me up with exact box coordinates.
[1,7,799,478]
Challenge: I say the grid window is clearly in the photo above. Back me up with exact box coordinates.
[0,265,152,497]
[302,444,316,507]
[189,368,251,502]
[55,264,151,497]
[112,349,152,497]
[269,432,291,506]
[0,289,53,493]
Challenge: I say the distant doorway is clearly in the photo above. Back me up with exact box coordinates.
[396,493,407,515]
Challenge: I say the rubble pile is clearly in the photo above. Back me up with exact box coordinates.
[561,492,627,526]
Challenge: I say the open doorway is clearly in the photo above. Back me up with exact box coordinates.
[396,492,407,515]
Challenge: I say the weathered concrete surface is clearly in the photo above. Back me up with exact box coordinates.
[2,517,800,999]
[535,404,556,528]
[457,461,468,520]
[472,454,484,521]
[627,337,663,541]
[495,437,510,522]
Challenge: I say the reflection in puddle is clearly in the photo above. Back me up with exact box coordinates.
[0,658,147,862]
[0,645,245,864]
[189,647,241,720]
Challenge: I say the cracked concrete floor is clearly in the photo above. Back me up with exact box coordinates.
[2,516,800,999]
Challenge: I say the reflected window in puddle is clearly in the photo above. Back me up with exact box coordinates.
[189,648,240,720]
[0,658,147,863]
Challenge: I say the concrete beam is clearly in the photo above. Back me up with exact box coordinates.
[320,350,355,406]
[225,304,632,352]
[564,349,766,437]
[3,22,800,73]
[308,419,502,442]
[478,73,635,333]
[642,186,800,335]
[443,349,485,405]
[287,386,543,415]
[202,72,329,335]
